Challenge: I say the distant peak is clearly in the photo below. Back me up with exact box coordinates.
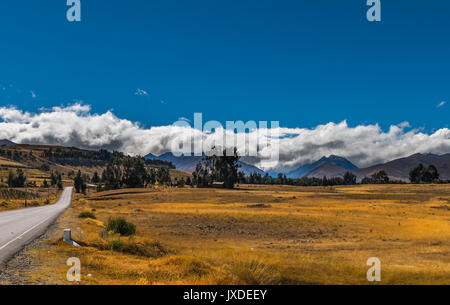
[319,155,345,161]
[328,154,345,159]
[0,139,16,147]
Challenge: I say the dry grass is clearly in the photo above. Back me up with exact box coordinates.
[0,187,62,211]
[14,184,450,284]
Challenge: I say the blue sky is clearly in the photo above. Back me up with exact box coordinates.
[0,0,449,131]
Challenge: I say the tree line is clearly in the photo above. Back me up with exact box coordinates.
[237,164,448,186]
[4,168,63,189]
[72,155,174,193]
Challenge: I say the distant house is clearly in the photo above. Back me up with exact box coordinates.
[212,182,225,188]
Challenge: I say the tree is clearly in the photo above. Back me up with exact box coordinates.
[102,157,123,189]
[92,171,100,184]
[73,170,86,193]
[192,162,210,187]
[185,176,192,187]
[192,147,240,189]
[409,164,425,184]
[147,168,156,186]
[156,167,171,186]
[7,169,26,187]
[7,170,15,187]
[56,172,63,189]
[343,172,357,185]
[277,173,284,185]
[426,165,440,182]
[176,178,185,188]
[211,147,240,189]
[50,171,57,186]
[361,177,372,184]
[237,172,246,184]
[371,170,389,184]
[409,164,440,183]
[122,156,148,188]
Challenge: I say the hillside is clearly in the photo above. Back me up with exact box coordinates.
[0,144,109,178]
[353,153,450,181]
[0,144,191,187]
[286,155,358,178]
[302,162,348,179]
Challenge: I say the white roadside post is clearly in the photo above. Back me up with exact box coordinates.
[63,229,80,246]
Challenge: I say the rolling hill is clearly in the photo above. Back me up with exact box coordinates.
[301,162,348,179]
[353,153,450,181]
[283,153,450,181]
[286,155,358,178]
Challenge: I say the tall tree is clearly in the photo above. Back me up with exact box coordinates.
[193,147,240,189]
[73,170,86,193]
[102,157,123,189]
[122,156,148,188]
[371,170,389,184]
[343,172,357,185]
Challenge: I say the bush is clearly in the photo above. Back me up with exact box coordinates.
[78,211,96,219]
[104,239,167,257]
[106,217,136,236]
[106,239,124,251]
[230,260,280,285]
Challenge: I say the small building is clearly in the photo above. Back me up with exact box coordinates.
[211,182,225,188]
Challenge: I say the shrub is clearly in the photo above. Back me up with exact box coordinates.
[29,201,40,207]
[104,239,167,257]
[106,239,124,251]
[162,256,213,276]
[230,260,280,285]
[106,217,136,236]
[78,211,96,219]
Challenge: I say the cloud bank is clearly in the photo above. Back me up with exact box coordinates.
[1,104,449,171]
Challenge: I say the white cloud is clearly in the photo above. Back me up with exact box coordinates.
[0,104,449,171]
[135,88,148,96]
[438,101,446,108]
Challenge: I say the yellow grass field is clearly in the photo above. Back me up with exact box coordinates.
[9,184,450,285]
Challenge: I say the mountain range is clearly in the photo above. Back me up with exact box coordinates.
[286,153,450,181]
[0,139,15,147]
[145,151,450,181]
[286,155,358,178]
[3,138,449,181]
[352,153,450,181]
[145,152,265,176]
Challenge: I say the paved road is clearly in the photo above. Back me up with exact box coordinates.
[0,187,73,267]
